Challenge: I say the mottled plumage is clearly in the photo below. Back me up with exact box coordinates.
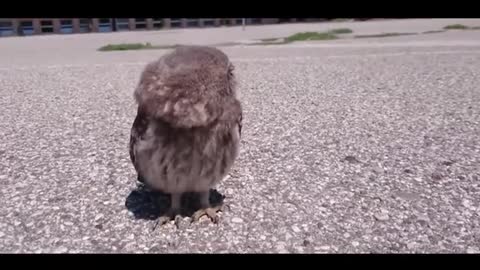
[129,45,242,223]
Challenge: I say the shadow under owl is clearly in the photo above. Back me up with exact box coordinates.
[125,184,225,221]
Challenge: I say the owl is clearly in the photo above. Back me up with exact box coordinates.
[129,45,242,225]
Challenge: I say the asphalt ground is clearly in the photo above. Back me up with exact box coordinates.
[0,19,479,253]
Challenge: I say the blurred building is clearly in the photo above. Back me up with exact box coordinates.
[0,18,323,37]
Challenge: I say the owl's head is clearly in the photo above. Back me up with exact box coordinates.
[134,45,238,128]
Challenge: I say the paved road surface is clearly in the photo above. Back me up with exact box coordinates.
[1,19,480,253]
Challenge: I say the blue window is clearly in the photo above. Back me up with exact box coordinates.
[186,18,199,27]
[20,21,34,35]
[115,18,129,31]
[152,18,163,28]
[40,20,54,33]
[60,19,73,34]
[170,18,181,28]
[203,18,215,27]
[0,21,14,36]
[98,18,112,32]
[79,19,91,33]
[135,18,147,29]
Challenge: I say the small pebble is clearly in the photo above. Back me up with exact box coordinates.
[431,172,443,180]
[352,241,359,247]
[150,245,161,252]
[231,217,243,223]
[441,160,454,166]
[344,156,361,163]
[292,225,301,233]
[318,207,327,212]
[276,242,288,253]
[54,247,68,253]
[320,245,330,250]
[462,200,472,208]
[374,213,389,221]
[466,247,479,254]
[417,214,430,224]
[294,246,304,253]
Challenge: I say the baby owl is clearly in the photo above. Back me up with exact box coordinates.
[129,45,242,224]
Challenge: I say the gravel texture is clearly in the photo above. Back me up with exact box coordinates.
[0,19,480,253]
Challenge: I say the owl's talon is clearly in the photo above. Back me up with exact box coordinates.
[152,210,181,231]
[191,205,223,223]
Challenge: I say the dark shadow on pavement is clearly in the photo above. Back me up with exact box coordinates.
[125,183,225,220]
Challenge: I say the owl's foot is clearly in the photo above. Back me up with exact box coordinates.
[152,209,182,230]
[191,204,224,223]
[152,193,183,230]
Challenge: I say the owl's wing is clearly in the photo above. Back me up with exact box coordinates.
[129,107,149,183]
